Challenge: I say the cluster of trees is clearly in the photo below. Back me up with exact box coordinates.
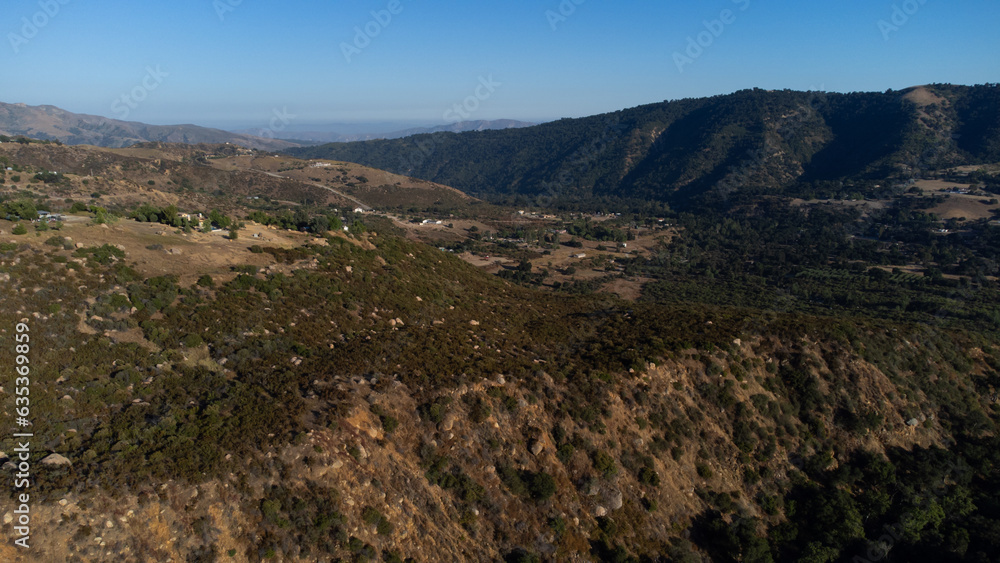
[246,209,343,234]
[564,217,632,242]
[693,438,1000,562]
[132,203,182,225]
[496,260,546,286]
[0,135,45,145]
[1,198,40,220]
[627,199,1000,333]
[33,171,65,184]
[130,203,240,235]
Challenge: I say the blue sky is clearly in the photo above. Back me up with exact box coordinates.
[2,0,997,130]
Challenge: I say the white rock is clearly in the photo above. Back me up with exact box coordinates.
[530,441,544,456]
[438,414,456,433]
[41,453,72,467]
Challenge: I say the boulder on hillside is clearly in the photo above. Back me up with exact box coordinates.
[40,453,72,467]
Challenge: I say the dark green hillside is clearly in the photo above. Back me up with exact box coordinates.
[286,85,1000,209]
[950,84,1000,162]
[797,92,914,182]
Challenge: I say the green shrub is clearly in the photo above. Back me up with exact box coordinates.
[362,507,381,526]
[12,223,27,235]
[183,333,204,348]
[696,463,714,479]
[380,414,399,434]
[556,443,575,464]
[469,397,491,423]
[362,507,393,535]
[527,471,557,500]
[75,244,125,265]
[593,450,618,478]
[638,466,660,487]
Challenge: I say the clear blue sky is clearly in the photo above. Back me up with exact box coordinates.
[2,0,997,129]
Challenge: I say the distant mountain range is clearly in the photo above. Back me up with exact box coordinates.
[0,102,538,153]
[0,102,299,151]
[235,119,536,144]
[285,84,1000,207]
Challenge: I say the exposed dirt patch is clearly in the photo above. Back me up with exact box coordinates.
[903,86,946,108]
[0,216,348,287]
[600,277,647,300]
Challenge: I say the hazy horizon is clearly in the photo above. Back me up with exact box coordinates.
[3,0,997,133]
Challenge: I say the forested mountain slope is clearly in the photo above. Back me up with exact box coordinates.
[287,84,1000,208]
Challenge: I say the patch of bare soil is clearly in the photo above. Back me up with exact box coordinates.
[600,276,647,300]
[2,217,341,287]
[903,86,946,108]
